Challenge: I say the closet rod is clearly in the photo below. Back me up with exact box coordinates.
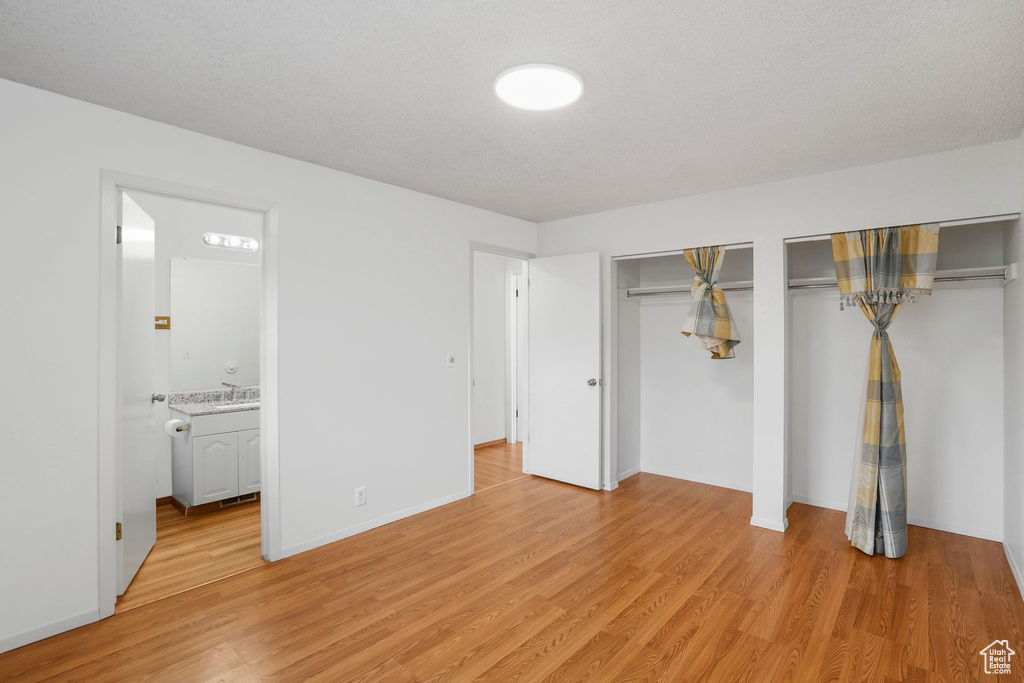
[788,272,1006,290]
[626,285,753,297]
[625,270,1006,297]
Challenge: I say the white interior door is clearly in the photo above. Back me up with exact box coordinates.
[117,193,157,595]
[528,252,602,489]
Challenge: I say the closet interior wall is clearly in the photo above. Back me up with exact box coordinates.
[615,247,754,491]
[786,222,1012,541]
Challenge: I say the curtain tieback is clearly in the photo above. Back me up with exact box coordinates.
[691,278,713,300]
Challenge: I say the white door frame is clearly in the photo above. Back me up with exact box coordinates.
[468,243,534,492]
[98,170,280,619]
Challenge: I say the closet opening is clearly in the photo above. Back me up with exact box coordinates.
[612,243,755,504]
[471,249,529,493]
[785,215,1019,545]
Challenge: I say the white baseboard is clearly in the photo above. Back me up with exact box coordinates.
[750,515,789,533]
[281,488,472,558]
[906,516,1001,542]
[0,608,99,654]
[639,464,751,493]
[617,465,641,480]
[790,495,1002,542]
[791,494,846,512]
[1005,542,1024,599]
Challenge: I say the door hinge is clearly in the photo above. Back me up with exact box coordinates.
[516,409,519,417]
[515,289,519,297]
[116,522,123,541]
[116,225,122,245]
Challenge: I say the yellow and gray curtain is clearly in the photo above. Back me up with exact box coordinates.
[831,224,939,558]
[681,246,740,359]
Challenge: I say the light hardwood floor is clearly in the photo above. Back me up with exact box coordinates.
[115,500,263,612]
[474,441,525,491]
[3,473,1023,681]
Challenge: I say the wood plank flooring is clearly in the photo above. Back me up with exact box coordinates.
[474,441,525,491]
[115,500,263,612]
[3,472,1023,681]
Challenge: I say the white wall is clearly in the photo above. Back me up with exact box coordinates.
[130,191,263,498]
[472,251,508,445]
[790,287,1005,540]
[1005,129,1024,590]
[639,293,754,491]
[0,79,535,650]
[614,294,638,481]
[539,138,1021,527]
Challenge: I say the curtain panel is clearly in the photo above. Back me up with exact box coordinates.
[681,246,740,359]
[831,224,939,558]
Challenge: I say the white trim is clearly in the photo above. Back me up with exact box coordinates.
[618,465,641,480]
[0,609,99,654]
[1004,543,1024,599]
[751,515,789,533]
[640,464,752,493]
[904,517,1001,543]
[791,494,846,512]
[98,171,280,626]
[790,495,1003,542]
[783,213,1021,244]
[281,489,472,557]
[611,241,754,260]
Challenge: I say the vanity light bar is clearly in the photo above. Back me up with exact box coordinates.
[202,232,259,252]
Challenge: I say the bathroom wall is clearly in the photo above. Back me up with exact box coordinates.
[0,78,536,651]
[169,258,260,392]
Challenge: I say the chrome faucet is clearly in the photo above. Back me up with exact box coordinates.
[221,382,239,402]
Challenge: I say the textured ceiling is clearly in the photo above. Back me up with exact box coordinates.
[1,1,1022,222]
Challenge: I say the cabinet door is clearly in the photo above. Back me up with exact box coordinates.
[238,428,261,494]
[193,433,238,503]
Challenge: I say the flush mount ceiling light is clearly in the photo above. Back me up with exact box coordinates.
[202,232,259,252]
[494,64,583,111]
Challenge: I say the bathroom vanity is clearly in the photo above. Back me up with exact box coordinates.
[169,389,260,513]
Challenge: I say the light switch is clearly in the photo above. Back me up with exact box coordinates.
[184,348,191,359]
[446,353,455,367]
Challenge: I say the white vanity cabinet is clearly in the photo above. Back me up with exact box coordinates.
[238,428,262,495]
[171,408,260,509]
[193,433,240,503]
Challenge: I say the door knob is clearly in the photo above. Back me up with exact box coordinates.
[151,393,166,403]
[587,378,598,387]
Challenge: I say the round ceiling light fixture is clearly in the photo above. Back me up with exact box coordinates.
[494,64,583,111]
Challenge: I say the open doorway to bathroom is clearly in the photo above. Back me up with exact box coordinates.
[111,187,267,613]
[471,250,529,492]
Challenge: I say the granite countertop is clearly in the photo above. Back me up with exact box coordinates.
[168,386,261,417]
[170,401,261,417]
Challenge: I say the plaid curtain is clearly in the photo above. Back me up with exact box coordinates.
[831,224,939,558]
[681,246,740,359]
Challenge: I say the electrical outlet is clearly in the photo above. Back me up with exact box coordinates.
[446,353,455,367]
[355,486,366,507]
